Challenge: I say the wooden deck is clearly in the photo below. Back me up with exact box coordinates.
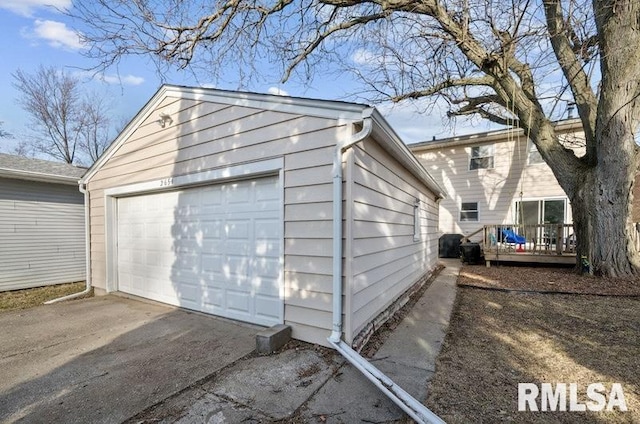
[467,224,577,267]
[483,250,576,265]
[463,223,640,267]
[462,223,640,266]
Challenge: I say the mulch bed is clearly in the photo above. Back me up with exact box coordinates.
[458,264,640,296]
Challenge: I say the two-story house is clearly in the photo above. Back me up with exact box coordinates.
[409,119,586,238]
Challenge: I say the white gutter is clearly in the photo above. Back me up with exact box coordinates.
[329,111,445,424]
[45,183,92,304]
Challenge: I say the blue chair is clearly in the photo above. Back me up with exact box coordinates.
[502,228,526,251]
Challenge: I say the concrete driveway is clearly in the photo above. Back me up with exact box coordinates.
[0,295,260,424]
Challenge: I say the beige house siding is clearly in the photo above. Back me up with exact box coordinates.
[412,125,584,236]
[347,137,439,341]
[87,95,346,345]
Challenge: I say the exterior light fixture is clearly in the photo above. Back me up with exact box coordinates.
[157,112,173,128]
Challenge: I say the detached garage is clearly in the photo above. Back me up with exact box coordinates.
[82,85,444,346]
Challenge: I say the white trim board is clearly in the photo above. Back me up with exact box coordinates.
[104,158,284,197]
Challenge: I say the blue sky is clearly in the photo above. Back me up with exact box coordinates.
[0,0,493,157]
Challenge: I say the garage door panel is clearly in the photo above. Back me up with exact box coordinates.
[255,218,280,238]
[226,290,251,313]
[253,257,280,278]
[252,279,280,297]
[117,176,282,327]
[178,281,200,303]
[202,287,224,308]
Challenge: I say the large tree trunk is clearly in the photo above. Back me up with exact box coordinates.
[570,156,640,277]
[577,0,640,277]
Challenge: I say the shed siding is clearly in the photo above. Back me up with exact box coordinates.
[413,132,584,236]
[348,137,438,341]
[0,178,85,291]
[87,96,345,345]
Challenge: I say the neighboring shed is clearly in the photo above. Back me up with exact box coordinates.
[0,153,86,291]
[81,85,444,346]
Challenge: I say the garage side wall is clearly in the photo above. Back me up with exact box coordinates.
[86,95,347,345]
[347,137,439,342]
[0,178,85,291]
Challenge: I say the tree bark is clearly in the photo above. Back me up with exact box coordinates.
[583,0,640,276]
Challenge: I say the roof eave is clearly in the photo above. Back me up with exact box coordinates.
[409,118,584,152]
[369,109,447,200]
[0,168,81,185]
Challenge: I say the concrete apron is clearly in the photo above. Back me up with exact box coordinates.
[128,260,460,423]
[0,296,259,424]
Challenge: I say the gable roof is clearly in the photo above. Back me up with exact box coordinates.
[81,84,445,198]
[0,153,86,185]
[409,118,584,151]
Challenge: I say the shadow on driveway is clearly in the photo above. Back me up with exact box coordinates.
[0,295,259,423]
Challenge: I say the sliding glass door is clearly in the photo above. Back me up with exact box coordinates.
[515,199,567,245]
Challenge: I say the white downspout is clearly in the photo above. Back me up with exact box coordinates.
[330,115,373,342]
[329,112,445,424]
[45,182,92,304]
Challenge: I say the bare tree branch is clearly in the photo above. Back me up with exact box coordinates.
[391,76,495,102]
[448,95,514,126]
[543,0,598,158]
[12,65,114,164]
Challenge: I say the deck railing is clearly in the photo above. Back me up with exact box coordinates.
[482,224,575,256]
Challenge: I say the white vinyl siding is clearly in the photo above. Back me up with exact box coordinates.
[0,178,85,291]
[413,130,585,236]
[87,96,346,346]
[347,138,438,342]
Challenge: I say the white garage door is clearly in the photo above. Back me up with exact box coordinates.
[116,177,282,326]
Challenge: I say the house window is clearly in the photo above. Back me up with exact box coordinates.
[469,144,494,170]
[460,202,479,221]
[528,140,544,165]
[413,199,421,241]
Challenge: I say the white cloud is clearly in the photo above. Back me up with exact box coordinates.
[267,87,289,96]
[73,70,145,86]
[1,0,71,17]
[32,19,83,50]
[351,48,383,66]
[100,74,145,86]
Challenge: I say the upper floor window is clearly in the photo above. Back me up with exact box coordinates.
[470,144,494,170]
[528,140,544,165]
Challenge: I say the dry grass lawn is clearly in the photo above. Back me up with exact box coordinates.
[426,264,639,423]
[0,282,88,312]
